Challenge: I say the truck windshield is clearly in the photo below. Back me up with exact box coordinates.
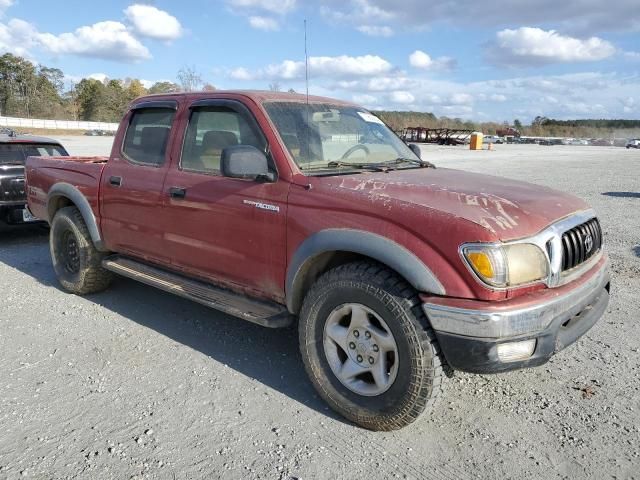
[0,143,68,165]
[263,102,420,173]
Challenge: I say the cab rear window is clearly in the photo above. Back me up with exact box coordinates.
[0,143,68,164]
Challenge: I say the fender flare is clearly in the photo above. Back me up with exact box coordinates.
[285,228,445,313]
[47,182,106,251]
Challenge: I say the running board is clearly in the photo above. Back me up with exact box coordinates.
[102,256,293,328]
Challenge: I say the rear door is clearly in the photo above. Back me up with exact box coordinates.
[100,101,178,264]
[161,99,289,301]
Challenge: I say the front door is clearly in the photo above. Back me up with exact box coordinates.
[162,99,289,302]
[100,102,177,265]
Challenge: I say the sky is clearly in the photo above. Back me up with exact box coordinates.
[0,0,639,123]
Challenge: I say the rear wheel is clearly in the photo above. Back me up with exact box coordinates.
[50,206,113,294]
[299,261,446,430]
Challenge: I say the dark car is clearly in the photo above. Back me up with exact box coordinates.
[0,129,68,225]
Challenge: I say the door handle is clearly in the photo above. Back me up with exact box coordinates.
[169,187,187,199]
[109,176,122,187]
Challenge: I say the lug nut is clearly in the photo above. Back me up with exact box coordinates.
[373,345,379,352]
[365,331,371,339]
[353,330,360,338]
[357,355,363,363]
[349,342,356,349]
[368,357,374,364]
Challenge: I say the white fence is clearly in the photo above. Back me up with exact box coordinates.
[0,116,119,132]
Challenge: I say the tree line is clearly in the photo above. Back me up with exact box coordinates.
[375,111,640,139]
[0,53,213,122]
[1,53,637,138]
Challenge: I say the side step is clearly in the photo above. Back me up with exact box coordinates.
[102,256,293,328]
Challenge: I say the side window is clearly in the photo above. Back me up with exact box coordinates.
[180,106,265,174]
[122,108,175,166]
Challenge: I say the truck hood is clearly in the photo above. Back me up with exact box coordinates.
[321,167,589,241]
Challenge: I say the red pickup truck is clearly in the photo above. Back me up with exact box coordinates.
[26,91,610,430]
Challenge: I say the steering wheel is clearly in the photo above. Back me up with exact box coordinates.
[341,144,370,160]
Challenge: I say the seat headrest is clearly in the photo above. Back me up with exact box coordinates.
[202,130,238,151]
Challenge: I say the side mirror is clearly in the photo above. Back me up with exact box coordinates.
[221,145,272,181]
[408,143,422,159]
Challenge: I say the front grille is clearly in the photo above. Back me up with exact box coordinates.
[0,175,26,203]
[561,218,602,271]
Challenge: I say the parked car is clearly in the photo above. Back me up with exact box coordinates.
[0,129,68,225]
[482,135,502,144]
[539,139,562,146]
[626,139,640,149]
[26,92,610,430]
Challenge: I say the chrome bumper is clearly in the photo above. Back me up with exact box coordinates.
[423,259,610,339]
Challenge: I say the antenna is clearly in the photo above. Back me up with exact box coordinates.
[304,19,309,104]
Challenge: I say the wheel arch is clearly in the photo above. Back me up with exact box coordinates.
[286,229,445,314]
[47,183,106,251]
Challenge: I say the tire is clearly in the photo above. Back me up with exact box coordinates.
[50,206,113,295]
[299,261,446,431]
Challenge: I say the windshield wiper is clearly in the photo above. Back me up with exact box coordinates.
[301,157,436,173]
[390,157,436,168]
[325,161,390,171]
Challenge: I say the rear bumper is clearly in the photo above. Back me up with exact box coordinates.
[422,257,610,373]
[0,203,42,224]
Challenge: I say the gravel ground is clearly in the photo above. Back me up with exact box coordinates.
[1,141,639,479]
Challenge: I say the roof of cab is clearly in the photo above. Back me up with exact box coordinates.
[0,133,64,144]
[131,90,358,107]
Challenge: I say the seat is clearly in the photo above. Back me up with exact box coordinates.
[200,130,239,171]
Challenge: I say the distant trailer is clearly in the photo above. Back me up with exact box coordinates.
[401,127,474,145]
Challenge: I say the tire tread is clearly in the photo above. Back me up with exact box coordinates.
[299,260,447,431]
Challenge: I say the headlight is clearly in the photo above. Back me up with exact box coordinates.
[462,243,548,288]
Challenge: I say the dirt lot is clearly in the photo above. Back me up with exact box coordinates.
[1,141,639,479]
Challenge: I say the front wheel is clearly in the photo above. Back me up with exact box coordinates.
[299,262,446,430]
[50,206,113,295]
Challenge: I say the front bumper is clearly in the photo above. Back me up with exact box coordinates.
[422,257,610,373]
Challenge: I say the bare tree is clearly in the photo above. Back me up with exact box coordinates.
[268,82,281,92]
[177,66,203,92]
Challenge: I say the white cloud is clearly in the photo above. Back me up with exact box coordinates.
[321,0,395,25]
[310,55,392,77]
[228,0,297,15]
[488,27,615,66]
[364,76,417,92]
[352,94,378,105]
[88,73,108,82]
[409,50,432,68]
[248,16,279,31]
[489,93,507,102]
[389,91,415,104]
[449,93,473,105]
[409,50,456,71]
[357,25,393,37]
[624,51,640,60]
[0,18,38,57]
[139,79,155,89]
[229,67,253,80]
[619,97,635,113]
[0,0,13,12]
[0,17,152,62]
[37,21,151,62]
[232,54,394,80]
[124,4,183,41]
[317,0,640,35]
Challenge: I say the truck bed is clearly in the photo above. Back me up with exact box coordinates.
[25,156,109,222]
